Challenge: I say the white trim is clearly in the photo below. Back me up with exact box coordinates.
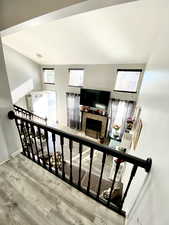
[0,159,10,167]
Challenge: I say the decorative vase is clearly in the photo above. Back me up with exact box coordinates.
[114,129,119,138]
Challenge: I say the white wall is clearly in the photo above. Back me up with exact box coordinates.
[15,96,27,109]
[126,5,169,225]
[42,64,144,126]
[0,38,18,162]
[3,45,41,103]
[0,44,41,161]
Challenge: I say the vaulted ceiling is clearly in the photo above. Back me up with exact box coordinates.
[2,0,168,65]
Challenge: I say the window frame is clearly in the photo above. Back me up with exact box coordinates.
[43,68,55,85]
[114,69,142,93]
[68,68,84,88]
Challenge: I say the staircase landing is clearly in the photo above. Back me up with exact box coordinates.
[0,154,124,225]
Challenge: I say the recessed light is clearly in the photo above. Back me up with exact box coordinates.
[36,53,43,58]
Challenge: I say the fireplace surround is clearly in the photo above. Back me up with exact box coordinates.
[81,111,108,139]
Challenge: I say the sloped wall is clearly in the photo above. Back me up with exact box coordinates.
[3,45,41,103]
[0,0,86,30]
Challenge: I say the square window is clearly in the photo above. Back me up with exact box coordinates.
[114,69,142,93]
[43,68,55,84]
[69,69,84,87]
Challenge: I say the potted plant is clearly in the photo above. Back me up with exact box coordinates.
[126,118,134,130]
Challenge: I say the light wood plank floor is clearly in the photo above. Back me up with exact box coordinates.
[0,154,124,225]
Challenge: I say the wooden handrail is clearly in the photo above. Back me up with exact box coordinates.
[13,104,47,122]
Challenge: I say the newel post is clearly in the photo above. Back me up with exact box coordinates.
[8,110,15,120]
[145,158,152,172]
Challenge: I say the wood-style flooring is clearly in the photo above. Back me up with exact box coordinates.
[0,154,124,225]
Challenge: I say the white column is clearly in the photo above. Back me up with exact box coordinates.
[0,36,18,163]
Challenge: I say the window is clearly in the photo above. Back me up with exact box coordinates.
[69,68,84,87]
[109,99,136,139]
[114,69,142,93]
[43,68,55,84]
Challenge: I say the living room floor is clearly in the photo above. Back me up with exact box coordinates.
[0,154,125,225]
[49,124,114,179]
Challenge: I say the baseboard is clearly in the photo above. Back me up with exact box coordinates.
[10,148,22,158]
[0,158,10,166]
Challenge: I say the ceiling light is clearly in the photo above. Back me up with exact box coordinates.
[36,53,43,58]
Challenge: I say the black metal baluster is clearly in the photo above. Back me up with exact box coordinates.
[78,143,82,188]
[38,127,46,168]
[69,139,73,184]
[45,117,47,126]
[87,148,94,194]
[21,121,30,157]
[97,152,106,199]
[26,121,35,161]
[52,133,58,175]
[120,165,138,210]
[60,136,65,179]
[31,124,40,164]
[15,108,18,115]
[107,159,121,206]
[15,118,26,155]
[23,121,30,157]
[45,129,52,171]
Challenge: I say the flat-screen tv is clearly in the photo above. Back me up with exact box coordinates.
[80,88,110,109]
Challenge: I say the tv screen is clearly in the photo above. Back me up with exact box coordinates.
[80,88,110,109]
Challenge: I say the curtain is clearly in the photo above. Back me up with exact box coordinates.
[109,99,136,138]
[108,99,120,135]
[118,101,136,137]
[66,93,81,130]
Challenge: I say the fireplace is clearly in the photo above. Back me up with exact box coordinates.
[82,112,108,139]
[85,118,102,139]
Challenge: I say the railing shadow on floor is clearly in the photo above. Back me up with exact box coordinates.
[8,110,152,217]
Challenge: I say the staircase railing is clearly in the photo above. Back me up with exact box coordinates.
[14,104,47,125]
[8,110,152,217]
